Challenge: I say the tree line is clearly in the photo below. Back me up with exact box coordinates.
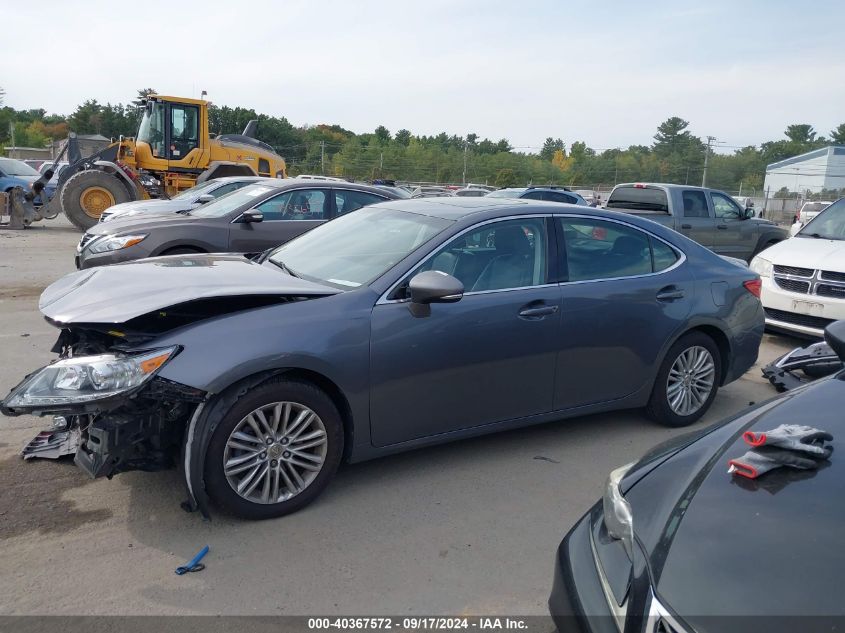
[2,87,844,197]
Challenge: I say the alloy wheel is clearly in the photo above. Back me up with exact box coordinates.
[666,346,716,417]
[223,401,328,504]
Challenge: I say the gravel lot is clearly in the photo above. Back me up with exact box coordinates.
[0,217,802,618]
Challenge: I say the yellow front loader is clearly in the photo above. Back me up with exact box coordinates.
[24,95,286,230]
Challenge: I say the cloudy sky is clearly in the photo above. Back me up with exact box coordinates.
[5,0,843,152]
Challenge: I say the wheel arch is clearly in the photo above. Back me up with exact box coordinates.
[184,366,355,518]
[664,323,732,387]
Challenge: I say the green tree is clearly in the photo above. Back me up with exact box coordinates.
[540,137,565,161]
[653,117,700,156]
[374,125,391,143]
[830,123,845,145]
[394,129,411,146]
[784,124,816,144]
[494,168,517,188]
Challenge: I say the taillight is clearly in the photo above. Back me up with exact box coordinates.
[744,278,762,298]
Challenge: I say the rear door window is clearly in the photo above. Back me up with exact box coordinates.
[544,191,578,204]
[558,218,669,281]
[333,190,387,216]
[682,191,710,218]
[521,190,545,201]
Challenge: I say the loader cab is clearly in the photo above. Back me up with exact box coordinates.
[135,96,209,170]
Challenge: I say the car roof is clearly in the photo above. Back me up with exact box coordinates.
[371,197,712,244]
[615,182,712,192]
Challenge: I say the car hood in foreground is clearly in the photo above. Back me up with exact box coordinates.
[646,377,845,620]
[761,236,845,271]
[39,253,340,324]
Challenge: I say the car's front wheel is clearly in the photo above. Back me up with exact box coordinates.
[646,332,721,427]
[204,378,344,519]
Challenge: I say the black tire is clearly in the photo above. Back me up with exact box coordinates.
[645,331,722,427]
[204,378,344,520]
[61,170,133,230]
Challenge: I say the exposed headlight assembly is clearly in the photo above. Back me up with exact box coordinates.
[603,462,635,558]
[2,347,177,410]
[749,255,773,279]
[88,233,147,254]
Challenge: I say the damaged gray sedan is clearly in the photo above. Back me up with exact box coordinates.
[1,199,764,519]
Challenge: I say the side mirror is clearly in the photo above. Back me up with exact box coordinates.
[197,194,215,204]
[241,210,264,223]
[825,321,845,361]
[409,271,464,305]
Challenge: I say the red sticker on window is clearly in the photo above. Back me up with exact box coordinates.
[592,226,607,240]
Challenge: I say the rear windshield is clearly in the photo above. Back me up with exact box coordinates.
[802,202,829,214]
[606,186,669,212]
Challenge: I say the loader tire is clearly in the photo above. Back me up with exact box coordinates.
[62,170,133,231]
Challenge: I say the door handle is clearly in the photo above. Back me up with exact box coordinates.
[656,287,685,301]
[717,224,728,230]
[680,223,692,229]
[518,304,559,318]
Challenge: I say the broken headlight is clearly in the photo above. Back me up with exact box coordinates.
[87,233,147,254]
[3,347,177,409]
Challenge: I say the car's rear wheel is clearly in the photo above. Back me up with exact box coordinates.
[204,379,344,519]
[646,332,721,427]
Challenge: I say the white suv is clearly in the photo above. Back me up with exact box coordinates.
[752,198,845,337]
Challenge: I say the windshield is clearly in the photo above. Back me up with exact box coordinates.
[189,184,278,218]
[172,179,221,201]
[268,207,452,288]
[798,198,845,240]
[136,101,166,157]
[485,190,523,198]
[0,158,40,177]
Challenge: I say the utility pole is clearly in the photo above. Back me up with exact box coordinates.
[320,141,325,175]
[462,141,468,185]
[9,122,15,157]
[701,136,716,187]
[379,151,383,177]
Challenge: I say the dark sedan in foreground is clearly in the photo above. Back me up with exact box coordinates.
[75,179,399,268]
[549,321,845,633]
[3,198,762,519]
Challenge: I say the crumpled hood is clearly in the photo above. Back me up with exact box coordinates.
[39,253,340,324]
[761,236,845,272]
[651,377,845,619]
